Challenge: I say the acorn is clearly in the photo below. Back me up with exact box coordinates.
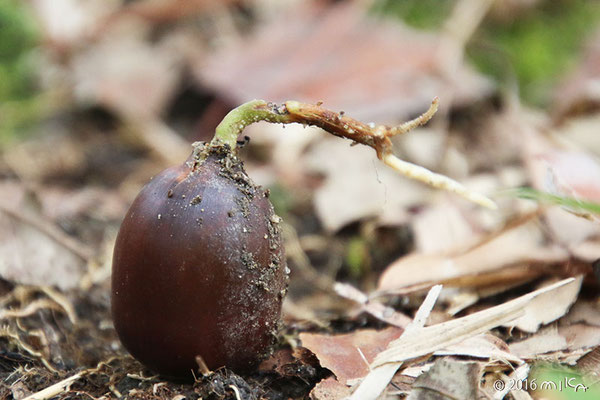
[111,99,495,379]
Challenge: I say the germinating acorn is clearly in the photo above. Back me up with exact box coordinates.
[112,141,287,377]
[111,99,496,379]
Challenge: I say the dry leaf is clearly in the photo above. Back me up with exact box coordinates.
[569,239,600,262]
[577,345,600,379]
[309,377,352,400]
[299,327,403,385]
[304,137,426,231]
[39,186,128,222]
[350,279,574,400]
[561,324,600,350]
[411,201,480,254]
[334,282,412,328]
[541,150,600,202]
[502,276,583,333]
[509,326,568,359]
[72,32,182,118]
[434,334,522,364]
[444,279,537,316]
[258,348,295,375]
[406,359,481,400]
[0,183,89,290]
[379,217,569,291]
[509,323,600,361]
[563,300,600,327]
[196,1,493,123]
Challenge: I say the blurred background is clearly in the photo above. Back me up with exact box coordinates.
[2,0,600,291]
[2,0,600,398]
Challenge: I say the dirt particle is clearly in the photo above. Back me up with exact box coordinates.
[267,212,281,251]
[234,195,251,218]
[167,189,173,198]
[241,251,258,270]
[190,195,202,205]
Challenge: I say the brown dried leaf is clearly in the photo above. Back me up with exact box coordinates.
[309,377,352,400]
[258,348,295,375]
[299,327,403,385]
[196,1,493,122]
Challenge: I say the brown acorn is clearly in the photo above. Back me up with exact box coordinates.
[112,142,288,378]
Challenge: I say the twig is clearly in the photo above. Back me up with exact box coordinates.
[21,371,87,400]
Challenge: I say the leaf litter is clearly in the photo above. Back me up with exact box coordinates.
[2,0,600,399]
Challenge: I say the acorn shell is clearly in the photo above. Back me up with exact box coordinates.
[111,144,288,377]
